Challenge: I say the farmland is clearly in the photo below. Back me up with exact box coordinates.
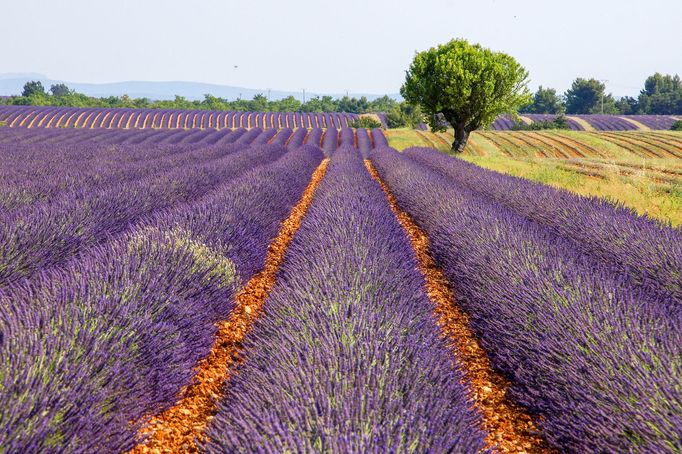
[0,115,681,453]
[387,128,682,225]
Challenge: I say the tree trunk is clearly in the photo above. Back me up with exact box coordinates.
[452,126,469,153]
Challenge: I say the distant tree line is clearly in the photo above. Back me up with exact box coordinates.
[1,81,423,127]
[521,73,682,115]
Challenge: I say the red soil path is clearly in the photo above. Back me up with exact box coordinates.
[366,160,550,454]
[129,160,329,454]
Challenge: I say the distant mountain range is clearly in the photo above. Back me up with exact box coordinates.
[0,73,400,102]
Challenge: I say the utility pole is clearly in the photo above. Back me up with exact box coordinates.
[302,88,306,104]
[267,88,271,101]
[599,79,609,114]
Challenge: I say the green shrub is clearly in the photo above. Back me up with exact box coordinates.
[348,117,382,129]
[671,120,682,131]
[512,115,570,130]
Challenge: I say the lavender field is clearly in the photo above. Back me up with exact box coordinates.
[0,125,680,454]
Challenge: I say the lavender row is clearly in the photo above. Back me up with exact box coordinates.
[205,147,485,453]
[356,128,371,155]
[0,126,244,149]
[0,141,283,287]
[0,141,240,213]
[0,105,359,130]
[491,114,681,130]
[322,128,338,155]
[286,128,308,147]
[405,147,682,305]
[370,147,682,452]
[0,145,324,452]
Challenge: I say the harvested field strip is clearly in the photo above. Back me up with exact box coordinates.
[433,131,452,147]
[366,160,548,454]
[524,132,580,158]
[556,162,610,180]
[484,132,534,157]
[599,160,682,177]
[614,133,682,159]
[506,132,552,158]
[129,159,329,453]
[639,133,682,151]
[478,133,520,157]
[647,132,682,147]
[415,130,441,149]
[538,132,605,158]
[601,132,678,158]
[473,133,510,156]
[562,160,680,184]
[515,133,557,157]
[589,132,661,158]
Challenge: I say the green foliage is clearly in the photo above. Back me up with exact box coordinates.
[564,78,617,114]
[337,96,370,113]
[347,117,382,129]
[401,38,531,151]
[0,121,6,127]
[511,114,570,130]
[385,103,423,129]
[521,86,564,114]
[671,120,682,131]
[49,83,71,97]
[22,80,46,97]
[638,73,682,114]
[614,96,638,115]
[1,85,401,115]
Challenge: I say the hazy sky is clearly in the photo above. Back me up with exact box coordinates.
[3,0,681,97]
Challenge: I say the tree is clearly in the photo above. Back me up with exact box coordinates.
[276,95,302,112]
[22,81,46,97]
[50,83,71,97]
[385,102,424,129]
[368,95,398,113]
[301,96,337,112]
[564,78,617,114]
[614,96,638,115]
[251,94,268,111]
[637,73,682,114]
[401,39,531,152]
[521,86,564,114]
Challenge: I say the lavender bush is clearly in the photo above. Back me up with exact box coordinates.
[370,146,682,452]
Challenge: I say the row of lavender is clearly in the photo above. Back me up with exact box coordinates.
[0,137,325,451]
[405,147,682,305]
[0,105,359,130]
[0,126,381,153]
[370,147,681,452]
[0,132,290,286]
[205,148,485,452]
[492,113,681,130]
[0,125,384,286]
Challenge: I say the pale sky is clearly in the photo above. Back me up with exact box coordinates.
[2,0,681,97]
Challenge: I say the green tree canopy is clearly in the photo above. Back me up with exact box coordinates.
[638,73,682,114]
[49,83,71,97]
[564,78,617,114]
[401,38,531,151]
[22,81,46,97]
[521,86,564,114]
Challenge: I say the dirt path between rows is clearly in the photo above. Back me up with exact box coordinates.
[366,160,551,454]
[130,159,329,454]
